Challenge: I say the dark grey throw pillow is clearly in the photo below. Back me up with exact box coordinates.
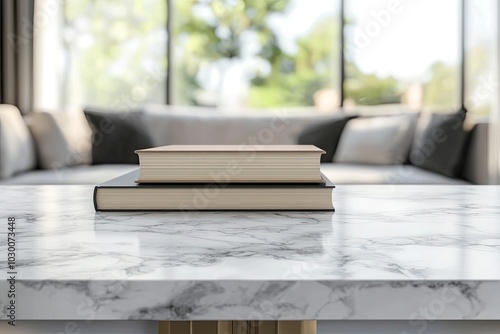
[298,115,357,162]
[409,110,469,178]
[84,109,155,164]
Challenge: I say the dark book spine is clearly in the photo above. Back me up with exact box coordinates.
[93,186,100,212]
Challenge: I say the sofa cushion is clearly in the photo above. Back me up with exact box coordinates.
[333,114,417,165]
[297,115,357,162]
[321,163,469,185]
[0,104,37,178]
[84,109,155,164]
[28,110,92,169]
[0,164,138,185]
[409,110,469,178]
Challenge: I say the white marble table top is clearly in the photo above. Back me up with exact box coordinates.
[0,185,499,320]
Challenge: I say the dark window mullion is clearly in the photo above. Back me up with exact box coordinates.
[166,0,173,105]
[0,2,3,103]
[339,0,345,109]
[460,0,466,112]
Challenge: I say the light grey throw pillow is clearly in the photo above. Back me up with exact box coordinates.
[333,114,418,165]
[0,104,37,178]
[28,110,92,169]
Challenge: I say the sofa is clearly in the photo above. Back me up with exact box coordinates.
[0,104,489,185]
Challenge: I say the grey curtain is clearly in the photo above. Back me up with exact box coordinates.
[1,0,35,114]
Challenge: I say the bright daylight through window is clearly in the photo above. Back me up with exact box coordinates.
[60,0,495,116]
[344,0,460,111]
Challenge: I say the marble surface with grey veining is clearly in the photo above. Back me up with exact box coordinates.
[0,185,499,320]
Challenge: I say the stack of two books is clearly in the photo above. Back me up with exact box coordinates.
[93,145,335,211]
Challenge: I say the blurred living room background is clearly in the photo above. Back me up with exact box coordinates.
[0,0,499,186]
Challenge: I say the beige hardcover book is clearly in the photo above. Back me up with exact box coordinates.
[135,145,325,183]
[93,170,335,211]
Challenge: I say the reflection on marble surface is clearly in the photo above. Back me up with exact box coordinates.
[0,185,499,320]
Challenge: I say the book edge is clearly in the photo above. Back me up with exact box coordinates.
[135,145,326,154]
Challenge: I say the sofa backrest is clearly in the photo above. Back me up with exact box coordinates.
[144,104,340,146]
[144,105,490,184]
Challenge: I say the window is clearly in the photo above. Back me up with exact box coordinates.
[171,0,341,109]
[58,0,492,114]
[344,0,461,111]
[465,0,497,116]
[62,0,167,108]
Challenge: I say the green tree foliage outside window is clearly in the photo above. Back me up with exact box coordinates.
[173,0,340,108]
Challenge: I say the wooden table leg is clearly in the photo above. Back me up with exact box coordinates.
[277,321,316,334]
[158,321,191,334]
[158,321,316,334]
[217,321,233,334]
